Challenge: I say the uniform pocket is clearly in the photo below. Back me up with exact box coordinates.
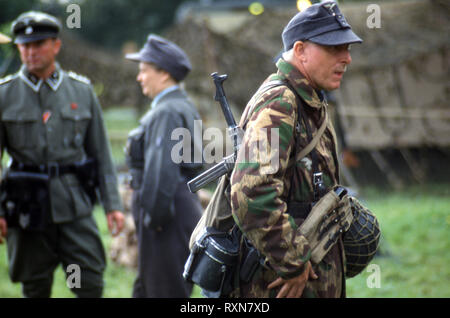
[1,111,40,149]
[63,173,93,218]
[60,108,92,148]
[125,126,145,168]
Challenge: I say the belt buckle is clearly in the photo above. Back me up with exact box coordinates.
[313,172,323,186]
[47,162,59,178]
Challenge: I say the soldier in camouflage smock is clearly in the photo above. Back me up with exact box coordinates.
[230,2,362,298]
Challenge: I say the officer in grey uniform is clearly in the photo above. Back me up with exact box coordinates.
[125,34,203,297]
[0,11,124,298]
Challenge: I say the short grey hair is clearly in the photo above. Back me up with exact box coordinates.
[282,48,294,62]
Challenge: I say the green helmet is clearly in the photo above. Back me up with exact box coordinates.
[343,198,381,278]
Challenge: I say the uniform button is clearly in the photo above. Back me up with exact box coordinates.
[74,134,83,147]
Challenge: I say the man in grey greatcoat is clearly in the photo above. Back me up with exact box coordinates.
[125,34,203,297]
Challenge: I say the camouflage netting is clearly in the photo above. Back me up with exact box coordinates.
[76,0,448,268]
[57,32,146,111]
[165,0,450,149]
[164,11,288,131]
[335,0,450,149]
[55,0,449,149]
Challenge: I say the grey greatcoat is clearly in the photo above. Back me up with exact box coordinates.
[127,87,203,297]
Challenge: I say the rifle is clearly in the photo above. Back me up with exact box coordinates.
[187,72,243,193]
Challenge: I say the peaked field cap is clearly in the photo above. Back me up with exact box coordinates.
[12,11,62,44]
[125,34,192,82]
[0,32,11,44]
[282,1,362,51]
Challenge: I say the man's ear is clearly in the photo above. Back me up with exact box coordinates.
[293,40,306,62]
[161,70,177,86]
[53,38,62,55]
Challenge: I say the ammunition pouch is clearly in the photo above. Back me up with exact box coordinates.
[8,158,99,206]
[125,126,145,170]
[128,168,143,190]
[0,171,50,231]
[294,186,353,265]
[183,226,240,298]
[289,187,380,277]
[239,237,264,283]
[125,127,145,190]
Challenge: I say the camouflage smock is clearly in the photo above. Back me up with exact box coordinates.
[230,58,345,298]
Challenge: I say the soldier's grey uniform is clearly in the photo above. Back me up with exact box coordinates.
[125,35,203,297]
[0,12,122,297]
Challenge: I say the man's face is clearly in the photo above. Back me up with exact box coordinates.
[17,38,60,77]
[299,41,352,91]
[136,62,167,99]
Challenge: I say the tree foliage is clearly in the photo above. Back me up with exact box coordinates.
[77,0,192,49]
[0,0,196,51]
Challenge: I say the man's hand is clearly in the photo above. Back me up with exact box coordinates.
[106,210,125,236]
[267,261,318,298]
[0,217,7,244]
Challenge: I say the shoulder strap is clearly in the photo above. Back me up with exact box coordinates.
[282,81,329,166]
[283,80,329,202]
[0,73,17,86]
[67,71,91,85]
[296,108,328,161]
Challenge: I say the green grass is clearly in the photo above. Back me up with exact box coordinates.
[102,106,140,166]
[345,184,450,297]
[1,184,449,298]
[0,207,137,298]
[1,107,449,298]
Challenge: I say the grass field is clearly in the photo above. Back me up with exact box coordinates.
[102,106,140,167]
[0,108,448,298]
[1,183,448,298]
[345,184,450,297]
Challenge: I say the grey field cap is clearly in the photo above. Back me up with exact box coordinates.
[12,11,62,44]
[125,34,192,82]
[282,1,362,51]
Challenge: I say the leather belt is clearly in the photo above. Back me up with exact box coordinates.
[11,161,77,178]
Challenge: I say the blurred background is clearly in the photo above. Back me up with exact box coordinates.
[0,0,449,298]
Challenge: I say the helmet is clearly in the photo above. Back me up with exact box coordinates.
[343,197,381,278]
